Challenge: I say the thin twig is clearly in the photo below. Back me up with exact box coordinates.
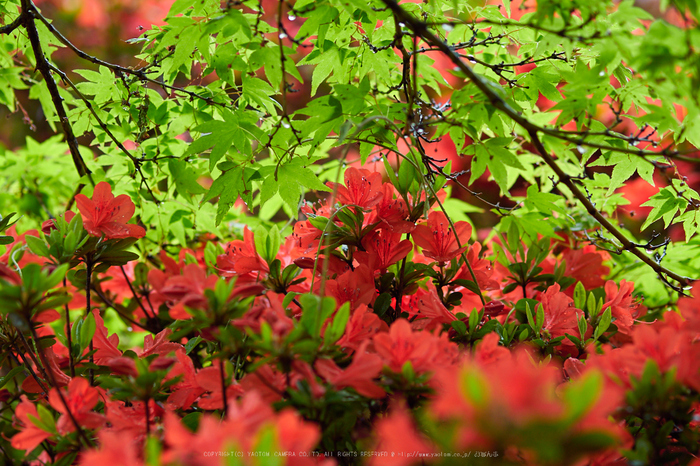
[10,340,49,395]
[92,286,156,333]
[63,278,75,378]
[84,257,94,385]
[48,63,161,204]
[29,326,94,448]
[33,8,227,107]
[120,266,154,319]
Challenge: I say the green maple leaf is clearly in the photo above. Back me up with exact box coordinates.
[589,152,654,195]
[75,66,120,105]
[260,158,331,212]
[640,187,687,231]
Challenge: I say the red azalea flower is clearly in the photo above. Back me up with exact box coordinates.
[316,341,386,398]
[79,430,143,466]
[166,350,206,410]
[239,364,288,404]
[561,246,610,291]
[274,409,323,463]
[0,262,21,285]
[356,229,413,272]
[337,304,388,351]
[11,396,52,452]
[327,167,384,209]
[162,411,230,466]
[602,280,644,335]
[538,284,583,343]
[373,319,457,374]
[289,219,323,259]
[290,360,327,398]
[0,226,46,269]
[92,310,122,365]
[231,292,295,336]
[370,401,435,466]
[413,287,458,328]
[195,361,244,410]
[140,328,183,358]
[75,181,146,239]
[216,226,268,279]
[412,211,471,264]
[149,263,219,320]
[324,264,376,309]
[103,399,161,442]
[474,333,510,366]
[21,347,70,394]
[48,377,106,434]
[294,253,350,276]
[455,242,500,292]
[371,183,415,233]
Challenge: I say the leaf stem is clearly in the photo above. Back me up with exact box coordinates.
[63,278,75,378]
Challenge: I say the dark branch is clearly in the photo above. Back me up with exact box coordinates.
[529,130,690,290]
[0,14,23,35]
[20,0,94,186]
[379,0,693,289]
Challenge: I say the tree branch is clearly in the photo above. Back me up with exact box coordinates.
[528,130,690,289]
[380,0,692,161]
[20,0,93,186]
[0,14,23,35]
[379,0,693,289]
[32,8,228,107]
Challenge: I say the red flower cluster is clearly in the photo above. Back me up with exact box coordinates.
[3,166,699,466]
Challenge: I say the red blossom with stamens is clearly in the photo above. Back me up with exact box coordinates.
[602,280,645,335]
[216,226,268,279]
[75,182,146,239]
[149,263,219,320]
[324,264,376,309]
[412,287,458,329]
[356,229,413,272]
[327,167,384,209]
[371,183,415,233]
[411,211,471,264]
